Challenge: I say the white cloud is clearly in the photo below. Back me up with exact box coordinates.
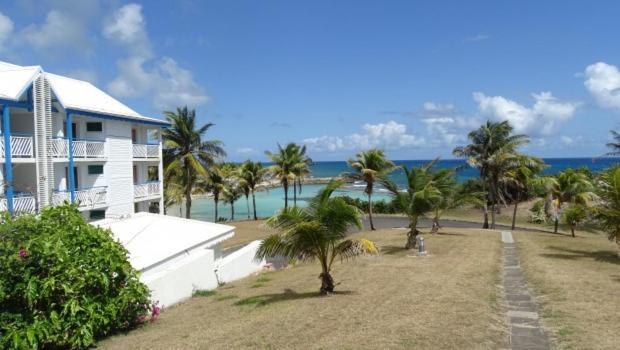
[104,3,208,109]
[304,121,425,152]
[473,91,579,136]
[584,62,620,109]
[560,135,583,146]
[21,10,92,54]
[0,11,14,52]
[65,69,98,84]
[420,102,481,146]
[236,147,258,156]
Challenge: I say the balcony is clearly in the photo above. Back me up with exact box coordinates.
[0,194,36,214]
[132,143,159,159]
[134,181,161,200]
[51,138,105,159]
[52,186,107,208]
[0,134,34,158]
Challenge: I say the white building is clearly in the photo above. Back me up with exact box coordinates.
[0,61,168,219]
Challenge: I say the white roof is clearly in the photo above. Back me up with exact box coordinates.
[0,65,41,101]
[0,61,168,126]
[93,213,235,271]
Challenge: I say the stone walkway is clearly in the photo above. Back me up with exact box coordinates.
[501,231,550,350]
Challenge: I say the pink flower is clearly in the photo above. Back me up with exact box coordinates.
[18,249,27,257]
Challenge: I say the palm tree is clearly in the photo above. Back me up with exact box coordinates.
[453,121,529,229]
[605,130,620,156]
[291,146,312,207]
[546,169,595,233]
[201,166,225,222]
[164,179,185,217]
[381,160,442,249]
[562,204,588,238]
[343,149,396,230]
[163,106,225,219]
[220,164,242,221]
[501,155,547,230]
[256,180,378,294]
[239,160,267,220]
[265,143,299,210]
[594,166,620,257]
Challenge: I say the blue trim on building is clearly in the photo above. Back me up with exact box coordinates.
[65,108,170,127]
[66,112,76,203]
[2,106,14,215]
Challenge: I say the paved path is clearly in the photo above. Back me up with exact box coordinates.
[501,231,550,350]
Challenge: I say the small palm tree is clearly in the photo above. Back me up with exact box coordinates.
[381,160,442,249]
[605,130,620,156]
[265,143,299,209]
[201,166,225,222]
[291,147,312,207]
[256,180,378,294]
[163,106,225,219]
[562,204,588,238]
[453,121,529,229]
[239,160,267,220]
[501,155,547,230]
[343,149,396,230]
[594,166,620,257]
[546,169,595,233]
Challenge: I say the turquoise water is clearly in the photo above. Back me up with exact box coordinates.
[179,158,619,222]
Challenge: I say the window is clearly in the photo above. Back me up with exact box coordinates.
[88,165,104,175]
[86,122,103,132]
[148,166,159,181]
[90,210,105,220]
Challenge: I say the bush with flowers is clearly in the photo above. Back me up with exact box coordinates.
[0,204,154,349]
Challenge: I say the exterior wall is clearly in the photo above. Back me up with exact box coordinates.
[9,110,34,134]
[215,240,266,284]
[105,120,134,218]
[12,164,37,193]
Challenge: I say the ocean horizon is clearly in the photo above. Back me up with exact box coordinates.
[177,157,619,222]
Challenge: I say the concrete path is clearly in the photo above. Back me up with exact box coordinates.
[501,231,550,350]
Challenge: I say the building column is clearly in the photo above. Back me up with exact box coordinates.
[66,111,76,203]
[2,105,13,215]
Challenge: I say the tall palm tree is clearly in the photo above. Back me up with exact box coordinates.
[200,166,225,222]
[239,160,267,220]
[256,180,378,294]
[546,169,595,233]
[501,155,547,230]
[343,149,396,230]
[291,146,312,207]
[453,121,529,229]
[605,130,620,156]
[163,106,225,219]
[381,160,442,249]
[265,143,299,210]
[594,166,620,257]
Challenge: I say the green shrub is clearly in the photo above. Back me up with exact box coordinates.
[530,199,548,224]
[0,205,153,349]
[339,195,402,214]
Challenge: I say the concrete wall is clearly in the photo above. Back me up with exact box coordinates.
[215,240,266,284]
[141,249,219,308]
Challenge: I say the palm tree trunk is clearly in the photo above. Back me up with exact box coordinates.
[489,182,497,229]
[214,199,218,222]
[283,181,289,209]
[319,270,334,295]
[571,224,575,238]
[185,160,192,219]
[252,191,257,220]
[406,216,419,249]
[293,179,297,207]
[245,194,250,219]
[481,179,489,229]
[230,202,235,221]
[511,201,518,230]
[431,210,440,234]
[179,203,182,217]
[554,218,559,234]
[368,192,375,230]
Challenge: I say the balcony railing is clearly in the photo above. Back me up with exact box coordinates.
[52,186,107,208]
[132,143,159,158]
[0,134,34,158]
[0,194,36,213]
[134,181,161,199]
[51,138,105,158]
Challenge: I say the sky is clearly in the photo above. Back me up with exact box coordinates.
[1,0,619,161]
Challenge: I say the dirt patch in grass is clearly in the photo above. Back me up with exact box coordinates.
[100,228,506,349]
[513,230,620,349]
[221,220,274,250]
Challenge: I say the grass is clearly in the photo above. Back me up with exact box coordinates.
[100,227,506,349]
[221,220,274,250]
[513,230,619,349]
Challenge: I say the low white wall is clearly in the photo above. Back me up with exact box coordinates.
[141,249,219,308]
[216,240,265,284]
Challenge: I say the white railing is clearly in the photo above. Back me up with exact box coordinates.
[0,135,34,158]
[52,187,107,208]
[133,143,159,158]
[134,182,160,199]
[0,194,36,213]
[51,138,105,158]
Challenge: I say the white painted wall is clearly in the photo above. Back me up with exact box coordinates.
[215,240,266,284]
[104,121,134,218]
[12,164,36,193]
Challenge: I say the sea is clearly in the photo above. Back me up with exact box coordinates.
[178,158,619,222]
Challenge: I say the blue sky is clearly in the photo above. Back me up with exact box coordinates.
[1,0,619,161]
